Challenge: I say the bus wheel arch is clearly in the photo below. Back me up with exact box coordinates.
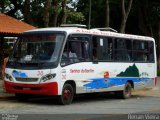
[64,80,76,94]
[127,80,134,89]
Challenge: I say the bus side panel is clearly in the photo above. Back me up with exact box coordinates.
[60,62,156,94]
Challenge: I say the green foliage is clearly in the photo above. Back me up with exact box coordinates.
[0,0,10,12]
[67,11,85,24]
[29,0,44,27]
[157,70,160,76]
[0,0,159,36]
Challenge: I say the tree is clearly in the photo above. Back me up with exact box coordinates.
[67,11,85,24]
[65,0,85,24]
[0,0,22,18]
[77,0,106,28]
[23,0,33,24]
[50,0,60,27]
[105,0,110,27]
[61,0,67,24]
[136,0,151,36]
[43,0,51,27]
[6,0,22,17]
[120,0,133,33]
[0,0,6,13]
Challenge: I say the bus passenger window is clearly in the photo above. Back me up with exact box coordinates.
[149,42,154,62]
[92,36,114,61]
[103,38,113,61]
[92,36,99,60]
[61,41,79,64]
[114,38,130,61]
[69,42,79,62]
[61,36,90,66]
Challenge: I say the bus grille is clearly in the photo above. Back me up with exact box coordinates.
[15,78,39,82]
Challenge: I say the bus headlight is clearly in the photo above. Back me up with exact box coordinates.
[40,73,56,83]
[5,73,13,81]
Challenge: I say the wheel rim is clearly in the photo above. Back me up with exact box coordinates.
[63,89,72,102]
[125,85,131,97]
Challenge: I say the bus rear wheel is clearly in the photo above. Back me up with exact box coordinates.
[58,84,74,105]
[115,82,132,99]
[122,82,132,99]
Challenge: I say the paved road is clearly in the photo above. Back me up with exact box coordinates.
[0,95,160,120]
[0,79,159,120]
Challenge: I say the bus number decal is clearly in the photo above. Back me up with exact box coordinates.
[37,71,44,76]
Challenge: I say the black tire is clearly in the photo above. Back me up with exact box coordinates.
[58,84,74,105]
[122,82,132,99]
[15,93,30,101]
[115,82,132,99]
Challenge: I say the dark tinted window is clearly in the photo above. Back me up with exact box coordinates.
[148,41,155,62]
[113,39,131,61]
[133,41,149,62]
[92,35,155,63]
[61,36,90,66]
[92,36,114,61]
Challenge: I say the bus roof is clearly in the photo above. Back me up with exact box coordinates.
[24,27,154,41]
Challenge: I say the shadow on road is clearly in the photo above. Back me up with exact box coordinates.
[5,92,157,106]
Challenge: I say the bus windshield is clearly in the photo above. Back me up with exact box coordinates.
[9,33,64,68]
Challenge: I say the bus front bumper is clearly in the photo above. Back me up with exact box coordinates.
[4,81,58,95]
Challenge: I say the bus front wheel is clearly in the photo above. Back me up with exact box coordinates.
[58,84,74,105]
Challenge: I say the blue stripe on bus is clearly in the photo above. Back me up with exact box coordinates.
[83,77,151,89]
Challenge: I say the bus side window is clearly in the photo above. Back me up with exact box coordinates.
[92,36,114,61]
[61,36,90,66]
[149,41,154,62]
[61,42,71,65]
[126,40,132,61]
[70,37,90,61]
[69,41,79,62]
[103,38,113,61]
[92,36,99,60]
[114,38,131,61]
[133,40,149,62]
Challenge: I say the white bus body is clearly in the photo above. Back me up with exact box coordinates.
[4,27,157,104]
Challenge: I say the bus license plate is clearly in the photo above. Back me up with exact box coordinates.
[23,88,30,90]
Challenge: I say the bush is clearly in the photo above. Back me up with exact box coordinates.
[157,70,160,76]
